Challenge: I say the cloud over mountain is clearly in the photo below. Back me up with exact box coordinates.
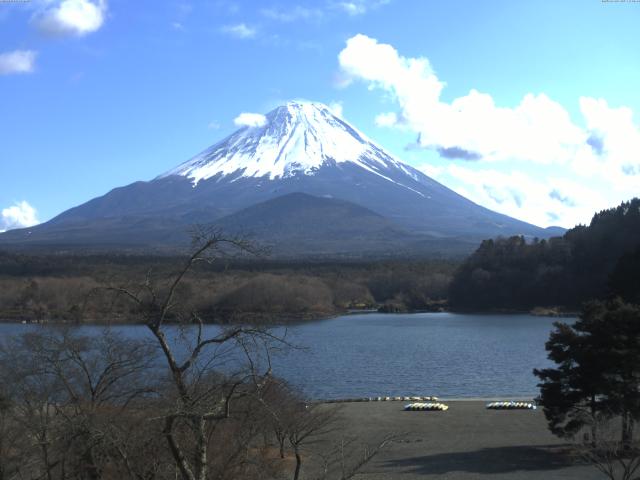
[1,201,39,232]
[233,112,267,127]
[338,34,587,164]
[338,34,640,228]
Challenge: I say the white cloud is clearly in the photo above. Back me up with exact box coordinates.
[337,2,366,15]
[338,34,640,227]
[220,23,256,39]
[579,97,640,173]
[260,1,387,21]
[233,112,267,128]
[0,201,39,232]
[328,101,343,118]
[34,0,107,37]
[442,164,605,228]
[338,34,586,164]
[207,121,221,130]
[375,111,398,127]
[261,6,323,22]
[334,0,389,16]
[0,50,36,75]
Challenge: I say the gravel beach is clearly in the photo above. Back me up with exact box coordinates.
[322,400,603,480]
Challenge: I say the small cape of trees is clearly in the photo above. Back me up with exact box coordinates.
[449,198,640,311]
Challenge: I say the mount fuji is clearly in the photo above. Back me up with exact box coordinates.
[0,101,561,256]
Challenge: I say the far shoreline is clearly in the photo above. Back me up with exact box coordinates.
[315,396,539,404]
[0,307,578,326]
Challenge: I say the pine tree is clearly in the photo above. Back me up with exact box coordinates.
[535,299,640,446]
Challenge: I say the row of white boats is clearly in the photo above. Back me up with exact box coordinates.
[403,401,537,412]
[486,401,537,410]
[323,395,439,403]
[320,397,538,411]
[404,402,449,411]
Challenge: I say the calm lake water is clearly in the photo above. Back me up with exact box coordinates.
[0,312,568,400]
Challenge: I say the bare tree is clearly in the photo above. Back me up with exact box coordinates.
[309,433,399,480]
[0,327,161,480]
[578,414,640,480]
[287,403,340,480]
[111,228,283,480]
[0,392,24,480]
[259,379,397,480]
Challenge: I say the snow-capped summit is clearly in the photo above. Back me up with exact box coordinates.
[160,101,417,186]
[0,100,561,254]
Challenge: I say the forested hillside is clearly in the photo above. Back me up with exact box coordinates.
[449,198,640,311]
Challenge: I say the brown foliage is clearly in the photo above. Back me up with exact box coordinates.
[0,254,456,324]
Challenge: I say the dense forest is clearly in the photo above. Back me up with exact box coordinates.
[0,252,455,323]
[449,198,640,311]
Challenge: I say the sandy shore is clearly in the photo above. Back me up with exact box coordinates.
[319,400,602,480]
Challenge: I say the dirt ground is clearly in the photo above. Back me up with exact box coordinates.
[316,400,604,480]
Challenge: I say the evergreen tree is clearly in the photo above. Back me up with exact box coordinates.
[535,299,640,446]
[610,246,640,304]
[534,318,607,441]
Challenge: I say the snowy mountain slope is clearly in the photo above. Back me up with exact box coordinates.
[0,101,562,255]
[160,101,422,191]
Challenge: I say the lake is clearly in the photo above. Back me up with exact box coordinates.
[0,312,567,400]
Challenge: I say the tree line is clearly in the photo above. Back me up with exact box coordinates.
[0,253,455,324]
[449,198,640,311]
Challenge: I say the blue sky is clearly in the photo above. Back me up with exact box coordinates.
[1,0,639,231]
